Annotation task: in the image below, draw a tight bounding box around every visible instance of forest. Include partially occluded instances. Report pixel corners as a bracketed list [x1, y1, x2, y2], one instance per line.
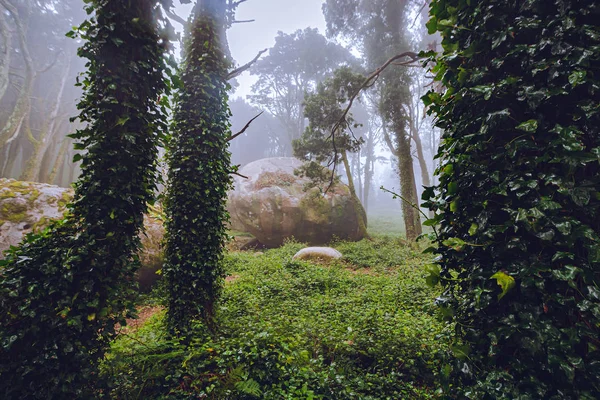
[0, 0, 598, 399]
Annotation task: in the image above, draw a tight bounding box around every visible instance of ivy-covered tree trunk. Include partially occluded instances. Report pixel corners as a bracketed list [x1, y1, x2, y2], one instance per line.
[164, 0, 232, 337]
[424, 1, 600, 398]
[0, 0, 166, 397]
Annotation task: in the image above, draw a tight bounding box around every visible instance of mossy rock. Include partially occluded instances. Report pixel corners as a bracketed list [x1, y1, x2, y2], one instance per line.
[0, 178, 164, 291]
[228, 158, 366, 247]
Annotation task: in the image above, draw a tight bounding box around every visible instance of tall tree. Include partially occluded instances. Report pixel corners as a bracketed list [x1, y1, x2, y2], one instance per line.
[324, 0, 422, 240]
[163, 0, 233, 337]
[0, 0, 84, 184]
[249, 28, 356, 155]
[424, 0, 600, 398]
[0, 0, 166, 396]
[293, 66, 368, 239]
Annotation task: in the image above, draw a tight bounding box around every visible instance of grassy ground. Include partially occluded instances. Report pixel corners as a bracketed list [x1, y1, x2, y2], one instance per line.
[101, 237, 448, 399]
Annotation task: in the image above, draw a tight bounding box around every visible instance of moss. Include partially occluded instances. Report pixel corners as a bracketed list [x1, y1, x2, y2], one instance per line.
[254, 171, 296, 190]
[8, 181, 29, 190]
[299, 189, 331, 225]
[32, 216, 52, 233]
[0, 190, 16, 201]
[0, 200, 29, 223]
[28, 189, 41, 207]
[57, 191, 72, 209]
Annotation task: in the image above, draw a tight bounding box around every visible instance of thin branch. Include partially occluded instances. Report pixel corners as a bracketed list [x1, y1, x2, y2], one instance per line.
[411, 0, 429, 29]
[227, 48, 267, 80]
[231, 171, 248, 179]
[37, 50, 64, 74]
[322, 52, 421, 193]
[164, 8, 186, 26]
[227, 111, 264, 141]
[232, 19, 255, 24]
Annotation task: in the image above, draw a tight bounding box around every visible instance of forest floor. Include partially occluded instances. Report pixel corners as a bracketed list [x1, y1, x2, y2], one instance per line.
[101, 219, 448, 399]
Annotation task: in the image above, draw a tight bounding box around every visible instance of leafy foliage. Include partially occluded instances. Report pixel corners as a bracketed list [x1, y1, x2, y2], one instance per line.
[163, 3, 233, 337]
[423, 0, 600, 398]
[249, 28, 357, 154]
[293, 66, 365, 166]
[0, 0, 167, 397]
[102, 239, 446, 399]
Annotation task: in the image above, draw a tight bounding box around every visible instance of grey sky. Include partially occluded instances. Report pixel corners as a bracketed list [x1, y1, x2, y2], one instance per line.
[175, 0, 327, 98]
[230, 0, 327, 97]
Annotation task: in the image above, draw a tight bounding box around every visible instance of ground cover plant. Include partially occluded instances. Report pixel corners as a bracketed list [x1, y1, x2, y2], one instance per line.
[101, 237, 449, 399]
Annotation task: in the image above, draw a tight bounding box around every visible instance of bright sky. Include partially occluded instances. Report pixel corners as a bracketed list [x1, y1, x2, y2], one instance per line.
[175, 0, 327, 98]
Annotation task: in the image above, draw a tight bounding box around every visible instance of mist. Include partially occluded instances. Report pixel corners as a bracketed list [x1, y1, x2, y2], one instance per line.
[0, 0, 441, 236]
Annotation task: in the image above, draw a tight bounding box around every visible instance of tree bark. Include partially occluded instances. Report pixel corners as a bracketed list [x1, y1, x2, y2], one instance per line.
[362, 127, 375, 213]
[395, 125, 422, 241]
[22, 52, 70, 182]
[0, 10, 11, 102]
[0, 0, 34, 151]
[48, 138, 69, 185]
[341, 149, 369, 239]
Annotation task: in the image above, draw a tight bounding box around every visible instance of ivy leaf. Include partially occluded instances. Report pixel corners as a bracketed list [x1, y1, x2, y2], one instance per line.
[469, 223, 478, 236]
[443, 237, 466, 251]
[451, 343, 471, 360]
[516, 119, 538, 133]
[425, 264, 441, 287]
[490, 271, 516, 300]
[569, 71, 586, 87]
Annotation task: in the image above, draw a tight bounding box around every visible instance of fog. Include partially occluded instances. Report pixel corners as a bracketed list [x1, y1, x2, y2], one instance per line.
[0, 0, 441, 231]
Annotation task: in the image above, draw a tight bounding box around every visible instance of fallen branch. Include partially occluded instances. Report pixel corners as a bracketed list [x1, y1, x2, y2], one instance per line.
[227, 49, 267, 80]
[227, 111, 264, 142]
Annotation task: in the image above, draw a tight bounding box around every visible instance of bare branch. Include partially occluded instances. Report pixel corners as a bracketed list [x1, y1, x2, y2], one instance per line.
[227, 111, 264, 142]
[227, 48, 267, 80]
[231, 171, 249, 179]
[164, 8, 186, 26]
[323, 51, 421, 192]
[37, 50, 64, 74]
[232, 19, 255, 24]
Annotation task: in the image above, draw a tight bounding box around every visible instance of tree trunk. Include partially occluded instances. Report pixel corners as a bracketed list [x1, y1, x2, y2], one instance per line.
[396, 128, 422, 241]
[48, 138, 69, 185]
[362, 127, 376, 213]
[0, 0, 34, 151]
[22, 52, 70, 182]
[0, 10, 11, 102]
[341, 149, 369, 239]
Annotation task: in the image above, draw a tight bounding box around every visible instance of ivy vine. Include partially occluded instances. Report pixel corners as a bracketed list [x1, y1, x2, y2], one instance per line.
[163, 2, 233, 337]
[424, 0, 600, 398]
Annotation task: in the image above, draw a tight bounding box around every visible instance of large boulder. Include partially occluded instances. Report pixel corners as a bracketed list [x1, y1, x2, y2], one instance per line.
[228, 157, 366, 247]
[0, 178, 164, 291]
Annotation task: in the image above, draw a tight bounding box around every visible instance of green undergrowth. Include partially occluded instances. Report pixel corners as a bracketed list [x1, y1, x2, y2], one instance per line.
[101, 238, 448, 399]
[367, 212, 406, 237]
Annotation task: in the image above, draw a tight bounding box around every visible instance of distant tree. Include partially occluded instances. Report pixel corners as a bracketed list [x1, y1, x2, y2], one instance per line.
[424, 0, 600, 398]
[0, 0, 167, 396]
[249, 28, 356, 155]
[293, 66, 368, 238]
[324, 0, 423, 240]
[0, 0, 85, 184]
